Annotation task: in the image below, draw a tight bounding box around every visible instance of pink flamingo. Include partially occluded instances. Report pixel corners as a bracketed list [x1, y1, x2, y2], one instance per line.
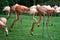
[30, 5, 56, 35]
[0, 17, 8, 36]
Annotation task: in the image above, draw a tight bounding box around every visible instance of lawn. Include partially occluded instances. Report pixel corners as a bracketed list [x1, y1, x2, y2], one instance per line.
[0, 15, 60, 40]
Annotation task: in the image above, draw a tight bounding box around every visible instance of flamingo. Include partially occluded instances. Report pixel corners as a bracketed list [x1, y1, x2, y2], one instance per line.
[30, 4, 56, 35]
[0, 17, 8, 36]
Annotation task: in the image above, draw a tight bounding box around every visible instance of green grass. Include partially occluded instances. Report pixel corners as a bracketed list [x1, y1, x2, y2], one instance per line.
[0, 15, 60, 40]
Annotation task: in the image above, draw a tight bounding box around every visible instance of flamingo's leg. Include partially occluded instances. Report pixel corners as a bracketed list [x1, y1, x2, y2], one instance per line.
[19, 15, 23, 31]
[32, 14, 40, 27]
[31, 14, 38, 22]
[46, 14, 50, 26]
[46, 14, 51, 40]
[30, 14, 42, 35]
[7, 10, 12, 20]
[42, 13, 45, 37]
[31, 21, 37, 36]
[30, 14, 38, 35]
[10, 12, 20, 31]
[2, 26, 8, 37]
[37, 14, 42, 27]
[4, 26, 8, 37]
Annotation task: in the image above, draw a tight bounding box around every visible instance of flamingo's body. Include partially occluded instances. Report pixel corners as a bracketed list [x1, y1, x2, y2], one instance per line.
[29, 5, 37, 14]
[0, 17, 8, 36]
[11, 4, 30, 13]
[37, 5, 55, 13]
[0, 18, 7, 27]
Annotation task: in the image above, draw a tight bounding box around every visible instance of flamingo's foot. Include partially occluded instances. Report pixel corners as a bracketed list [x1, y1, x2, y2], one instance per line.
[6, 34, 8, 37]
[51, 24, 53, 26]
[30, 32, 33, 36]
[38, 25, 39, 27]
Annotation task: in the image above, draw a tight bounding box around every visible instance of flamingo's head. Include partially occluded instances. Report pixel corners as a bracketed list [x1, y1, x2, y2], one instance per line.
[36, 4, 41, 10]
[53, 5, 58, 9]
[37, 4, 40, 7]
[3, 6, 10, 12]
